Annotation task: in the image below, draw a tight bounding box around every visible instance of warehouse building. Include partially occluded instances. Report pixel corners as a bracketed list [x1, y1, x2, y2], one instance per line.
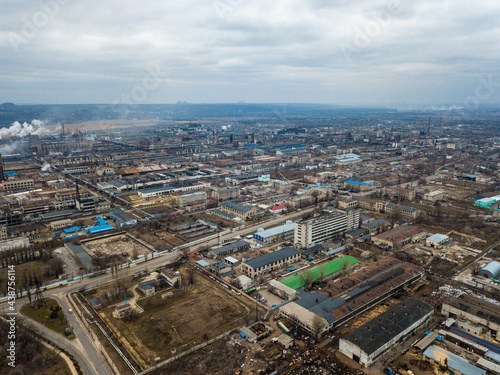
[221, 201, 257, 220]
[426, 233, 451, 248]
[279, 259, 423, 336]
[269, 280, 297, 300]
[372, 225, 426, 249]
[479, 261, 500, 280]
[242, 247, 301, 278]
[175, 191, 207, 207]
[209, 239, 250, 258]
[344, 180, 374, 192]
[423, 345, 486, 375]
[442, 294, 500, 336]
[339, 298, 433, 367]
[385, 204, 421, 220]
[110, 210, 138, 227]
[253, 220, 294, 244]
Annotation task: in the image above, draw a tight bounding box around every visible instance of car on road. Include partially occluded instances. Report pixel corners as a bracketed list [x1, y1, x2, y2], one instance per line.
[68, 308, 73, 314]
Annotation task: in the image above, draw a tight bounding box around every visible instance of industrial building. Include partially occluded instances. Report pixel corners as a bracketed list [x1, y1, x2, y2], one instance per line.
[137, 182, 210, 198]
[209, 239, 250, 258]
[241, 247, 301, 278]
[269, 280, 297, 300]
[2, 179, 34, 192]
[426, 233, 451, 248]
[423, 345, 486, 375]
[385, 204, 421, 220]
[442, 294, 500, 337]
[372, 225, 426, 249]
[220, 201, 257, 220]
[474, 195, 500, 209]
[253, 220, 294, 244]
[109, 210, 138, 227]
[279, 259, 423, 336]
[294, 210, 359, 248]
[344, 180, 373, 192]
[175, 191, 207, 207]
[339, 298, 433, 366]
[479, 261, 500, 280]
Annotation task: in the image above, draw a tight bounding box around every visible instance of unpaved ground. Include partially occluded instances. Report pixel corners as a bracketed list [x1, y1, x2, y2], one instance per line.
[104, 266, 257, 365]
[84, 234, 152, 258]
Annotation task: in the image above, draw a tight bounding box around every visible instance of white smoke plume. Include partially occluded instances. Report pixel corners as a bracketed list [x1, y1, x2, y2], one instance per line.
[0, 142, 21, 154]
[0, 119, 59, 139]
[41, 162, 51, 172]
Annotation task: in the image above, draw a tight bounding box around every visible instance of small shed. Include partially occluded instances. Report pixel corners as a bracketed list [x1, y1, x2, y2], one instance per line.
[89, 298, 103, 311]
[138, 280, 156, 296]
[114, 303, 132, 318]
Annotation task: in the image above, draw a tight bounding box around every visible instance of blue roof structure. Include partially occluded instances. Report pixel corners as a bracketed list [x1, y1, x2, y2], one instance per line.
[96, 216, 107, 225]
[423, 345, 485, 375]
[63, 226, 80, 234]
[87, 224, 114, 234]
[345, 180, 372, 186]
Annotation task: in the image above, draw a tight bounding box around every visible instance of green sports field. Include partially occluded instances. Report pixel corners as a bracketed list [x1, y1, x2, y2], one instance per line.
[281, 256, 358, 289]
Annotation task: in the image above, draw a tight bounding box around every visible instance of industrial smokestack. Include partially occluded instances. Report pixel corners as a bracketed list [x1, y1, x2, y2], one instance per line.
[0, 154, 4, 182]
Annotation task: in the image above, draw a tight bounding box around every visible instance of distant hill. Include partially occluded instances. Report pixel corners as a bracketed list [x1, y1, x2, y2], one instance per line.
[0, 102, 16, 109]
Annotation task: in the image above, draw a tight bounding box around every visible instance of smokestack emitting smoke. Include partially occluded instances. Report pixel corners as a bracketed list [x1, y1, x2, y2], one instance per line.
[41, 162, 51, 172]
[0, 120, 60, 139]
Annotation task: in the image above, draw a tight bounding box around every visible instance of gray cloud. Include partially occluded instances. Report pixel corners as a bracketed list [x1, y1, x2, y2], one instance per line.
[1, 0, 499, 106]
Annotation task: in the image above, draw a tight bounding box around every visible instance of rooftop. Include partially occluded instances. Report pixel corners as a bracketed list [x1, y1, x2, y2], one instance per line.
[244, 247, 300, 270]
[343, 298, 433, 356]
[423, 345, 485, 375]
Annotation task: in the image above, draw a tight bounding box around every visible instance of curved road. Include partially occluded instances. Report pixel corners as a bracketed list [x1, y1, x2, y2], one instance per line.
[5, 207, 315, 374]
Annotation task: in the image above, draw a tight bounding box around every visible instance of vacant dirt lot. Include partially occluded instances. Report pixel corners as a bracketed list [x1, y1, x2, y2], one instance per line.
[105, 265, 262, 365]
[84, 234, 152, 259]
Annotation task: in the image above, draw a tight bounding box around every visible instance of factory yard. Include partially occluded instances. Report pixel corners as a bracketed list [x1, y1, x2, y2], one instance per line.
[83, 233, 153, 259]
[103, 265, 263, 365]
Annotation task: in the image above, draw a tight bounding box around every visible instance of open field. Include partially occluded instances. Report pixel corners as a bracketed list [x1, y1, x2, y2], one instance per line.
[103, 265, 264, 365]
[20, 298, 73, 338]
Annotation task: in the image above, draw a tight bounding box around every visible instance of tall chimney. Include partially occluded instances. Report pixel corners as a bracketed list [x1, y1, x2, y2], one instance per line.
[0, 154, 4, 182]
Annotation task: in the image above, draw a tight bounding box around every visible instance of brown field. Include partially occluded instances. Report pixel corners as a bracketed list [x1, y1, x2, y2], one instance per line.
[83, 234, 153, 259]
[104, 265, 262, 365]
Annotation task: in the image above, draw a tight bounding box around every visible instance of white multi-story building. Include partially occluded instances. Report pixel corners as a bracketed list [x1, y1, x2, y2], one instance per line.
[294, 210, 359, 248]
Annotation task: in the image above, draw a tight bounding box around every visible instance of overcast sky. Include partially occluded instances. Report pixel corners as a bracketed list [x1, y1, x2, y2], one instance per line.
[1, 0, 499, 106]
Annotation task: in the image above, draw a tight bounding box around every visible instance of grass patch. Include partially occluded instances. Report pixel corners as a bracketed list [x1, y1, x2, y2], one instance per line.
[20, 298, 75, 339]
[281, 256, 358, 289]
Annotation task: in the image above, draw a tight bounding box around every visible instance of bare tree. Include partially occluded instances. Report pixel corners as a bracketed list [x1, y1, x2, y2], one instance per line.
[299, 270, 315, 289]
[311, 313, 327, 339]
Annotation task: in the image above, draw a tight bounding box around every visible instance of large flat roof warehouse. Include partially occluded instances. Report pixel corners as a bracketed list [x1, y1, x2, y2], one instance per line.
[281, 256, 358, 290]
[289, 259, 423, 327]
[342, 298, 433, 357]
